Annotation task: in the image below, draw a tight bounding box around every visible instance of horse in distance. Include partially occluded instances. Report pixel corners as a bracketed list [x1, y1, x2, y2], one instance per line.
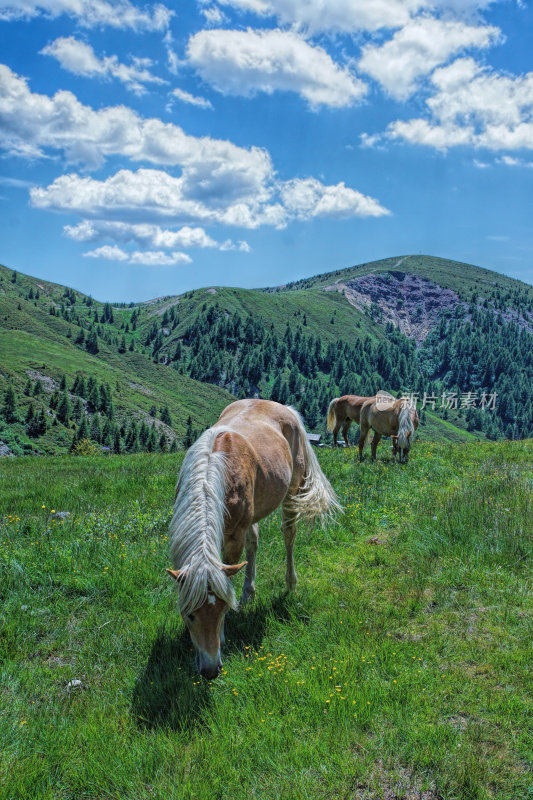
[326, 394, 375, 447]
[359, 392, 419, 463]
[167, 399, 339, 679]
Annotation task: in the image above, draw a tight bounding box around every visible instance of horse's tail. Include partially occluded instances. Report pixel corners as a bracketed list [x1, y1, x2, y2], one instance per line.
[397, 402, 415, 449]
[286, 407, 341, 522]
[326, 398, 338, 432]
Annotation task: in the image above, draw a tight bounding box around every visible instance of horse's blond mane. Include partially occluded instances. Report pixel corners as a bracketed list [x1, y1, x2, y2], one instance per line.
[169, 426, 238, 616]
[397, 402, 415, 449]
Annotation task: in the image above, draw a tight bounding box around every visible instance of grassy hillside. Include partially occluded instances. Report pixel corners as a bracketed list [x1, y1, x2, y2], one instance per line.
[2, 254, 532, 454]
[1, 440, 531, 799]
[0, 264, 234, 453]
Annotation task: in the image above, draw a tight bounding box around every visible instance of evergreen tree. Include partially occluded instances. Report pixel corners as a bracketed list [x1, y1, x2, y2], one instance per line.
[160, 406, 172, 425]
[2, 386, 18, 423]
[90, 414, 102, 443]
[56, 392, 72, 425]
[184, 416, 194, 448]
[86, 330, 99, 354]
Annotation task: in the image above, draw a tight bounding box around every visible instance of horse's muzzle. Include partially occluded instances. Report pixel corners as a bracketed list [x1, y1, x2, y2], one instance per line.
[196, 651, 223, 680]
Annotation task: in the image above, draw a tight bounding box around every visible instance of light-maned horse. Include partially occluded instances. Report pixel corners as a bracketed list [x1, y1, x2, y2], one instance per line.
[326, 395, 375, 447]
[167, 399, 339, 679]
[359, 393, 419, 463]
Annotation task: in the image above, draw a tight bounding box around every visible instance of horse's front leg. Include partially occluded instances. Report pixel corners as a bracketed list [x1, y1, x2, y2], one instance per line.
[281, 505, 298, 592]
[240, 523, 258, 606]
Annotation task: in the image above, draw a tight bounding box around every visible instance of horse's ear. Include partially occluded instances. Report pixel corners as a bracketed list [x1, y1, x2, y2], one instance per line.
[166, 568, 186, 583]
[221, 561, 247, 578]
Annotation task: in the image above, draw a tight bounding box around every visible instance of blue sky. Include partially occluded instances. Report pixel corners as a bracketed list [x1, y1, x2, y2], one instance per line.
[0, 0, 532, 301]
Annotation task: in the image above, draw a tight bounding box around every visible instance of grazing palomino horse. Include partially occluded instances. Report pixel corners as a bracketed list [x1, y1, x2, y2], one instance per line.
[167, 399, 339, 679]
[359, 393, 419, 463]
[326, 394, 375, 447]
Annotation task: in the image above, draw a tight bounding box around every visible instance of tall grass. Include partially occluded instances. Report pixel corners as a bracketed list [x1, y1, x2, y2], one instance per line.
[0, 441, 531, 799]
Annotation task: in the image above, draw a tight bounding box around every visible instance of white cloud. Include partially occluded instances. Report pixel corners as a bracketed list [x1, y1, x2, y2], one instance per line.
[200, 5, 227, 25]
[375, 58, 533, 151]
[41, 37, 165, 95]
[64, 219, 251, 250]
[359, 17, 500, 100]
[213, 0, 422, 33]
[0, 0, 171, 30]
[0, 64, 275, 210]
[171, 88, 213, 109]
[498, 155, 533, 168]
[186, 28, 367, 109]
[30, 168, 288, 228]
[83, 244, 191, 265]
[32, 168, 390, 231]
[211, 0, 497, 34]
[84, 244, 129, 261]
[280, 177, 390, 219]
[220, 238, 251, 251]
[129, 250, 192, 265]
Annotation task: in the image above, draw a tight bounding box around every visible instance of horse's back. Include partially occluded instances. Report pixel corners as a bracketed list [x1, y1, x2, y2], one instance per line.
[214, 400, 304, 521]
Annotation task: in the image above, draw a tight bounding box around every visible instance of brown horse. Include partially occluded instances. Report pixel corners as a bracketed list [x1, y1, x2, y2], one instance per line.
[359, 393, 419, 463]
[326, 395, 375, 447]
[167, 399, 339, 678]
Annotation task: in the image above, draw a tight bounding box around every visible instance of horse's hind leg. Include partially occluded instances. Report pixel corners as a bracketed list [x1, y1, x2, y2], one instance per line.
[333, 421, 342, 447]
[342, 420, 351, 447]
[370, 432, 382, 462]
[281, 505, 298, 592]
[359, 422, 369, 462]
[240, 523, 258, 606]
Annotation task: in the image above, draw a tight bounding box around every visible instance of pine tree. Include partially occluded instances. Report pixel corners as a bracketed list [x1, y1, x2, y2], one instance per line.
[160, 406, 172, 425]
[184, 416, 193, 448]
[56, 392, 72, 425]
[159, 433, 168, 452]
[86, 330, 99, 354]
[90, 414, 102, 443]
[2, 386, 18, 423]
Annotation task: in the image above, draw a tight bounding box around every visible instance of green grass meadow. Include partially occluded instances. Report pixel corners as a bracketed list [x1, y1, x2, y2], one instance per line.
[1, 441, 532, 799]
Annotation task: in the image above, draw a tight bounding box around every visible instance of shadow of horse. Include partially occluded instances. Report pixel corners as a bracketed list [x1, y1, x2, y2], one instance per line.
[131, 591, 307, 731]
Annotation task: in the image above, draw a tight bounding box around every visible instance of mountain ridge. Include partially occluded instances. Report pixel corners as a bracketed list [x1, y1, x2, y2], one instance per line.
[1, 254, 532, 455]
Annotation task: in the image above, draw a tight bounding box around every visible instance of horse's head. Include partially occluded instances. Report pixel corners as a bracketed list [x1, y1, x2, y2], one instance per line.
[397, 430, 412, 463]
[167, 562, 246, 679]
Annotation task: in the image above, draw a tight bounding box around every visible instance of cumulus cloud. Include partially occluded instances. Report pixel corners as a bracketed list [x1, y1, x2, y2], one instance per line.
[41, 37, 165, 95]
[381, 58, 533, 151]
[211, 0, 497, 34]
[0, 0, 172, 30]
[186, 28, 366, 109]
[359, 17, 500, 99]
[32, 168, 390, 232]
[280, 177, 390, 219]
[64, 219, 251, 250]
[30, 168, 288, 228]
[83, 244, 191, 265]
[84, 244, 129, 261]
[0, 63, 275, 211]
[212, 0, 422, 33]
[171, 87, 213, 109]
